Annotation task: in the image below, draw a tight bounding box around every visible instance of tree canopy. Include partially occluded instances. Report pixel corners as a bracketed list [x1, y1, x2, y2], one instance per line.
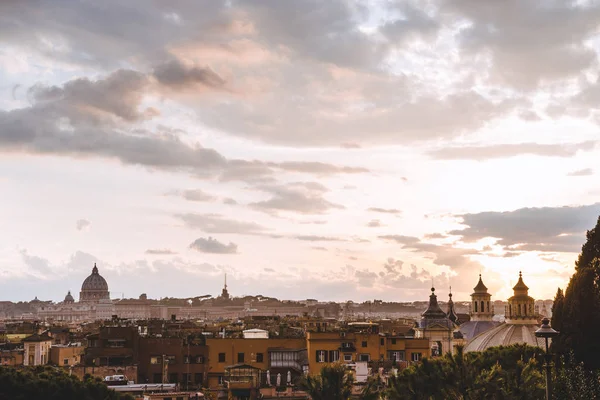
[0, 366, 134, 400]
[552, 215, 600, 369]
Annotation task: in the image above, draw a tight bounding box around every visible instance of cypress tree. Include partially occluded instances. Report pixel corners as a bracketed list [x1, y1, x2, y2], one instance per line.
[554, 216, 600, 369]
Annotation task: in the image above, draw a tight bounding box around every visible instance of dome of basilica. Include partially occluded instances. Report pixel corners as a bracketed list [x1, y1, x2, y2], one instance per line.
[64, 291, 75, 304]
[79, 264, 110, 302]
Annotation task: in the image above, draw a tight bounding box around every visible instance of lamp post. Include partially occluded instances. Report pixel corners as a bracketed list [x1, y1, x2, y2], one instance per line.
[535, 318, 559, 400]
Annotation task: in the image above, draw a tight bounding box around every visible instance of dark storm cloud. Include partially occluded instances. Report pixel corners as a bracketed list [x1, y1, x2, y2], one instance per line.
[189, 237, 238, 254]
[451, 203, 600, 252]
[428, 141, 597, 160]
[177, 213, 268, 234]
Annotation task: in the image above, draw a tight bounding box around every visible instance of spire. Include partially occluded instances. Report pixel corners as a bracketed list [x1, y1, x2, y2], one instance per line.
[447, 286, 459, 324]
[224, 273, 227, 290]
[421, 286, 447, 320]
[512, 270, 529, 294]
[473, 274, 488, 294]
[92, 263, 98, 274]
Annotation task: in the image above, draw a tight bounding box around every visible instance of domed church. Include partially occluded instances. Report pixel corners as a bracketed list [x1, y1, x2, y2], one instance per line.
[79, 264, 110, 302]
[465, 272, 545, 352]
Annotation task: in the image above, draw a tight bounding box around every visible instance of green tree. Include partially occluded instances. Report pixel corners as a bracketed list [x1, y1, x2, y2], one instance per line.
[551, 288, 564, 333]
[298, 363, 353, 400]
[552, 216, 600, 369]
[0, 366, 134, 400]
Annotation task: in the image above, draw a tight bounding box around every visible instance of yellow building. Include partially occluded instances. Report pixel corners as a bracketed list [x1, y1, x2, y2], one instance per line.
[306, 322, 429, 374]
[50, 344, 84, 366]
[205, 337, 306, 388]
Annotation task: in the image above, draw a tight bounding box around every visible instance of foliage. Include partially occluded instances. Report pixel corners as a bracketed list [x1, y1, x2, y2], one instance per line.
[552, 216, 600, 369]
[0, 366, 134, 400]
[386, 345, 545, 400]
[553, 353, 600, 400]
[298, 363, 354, 400]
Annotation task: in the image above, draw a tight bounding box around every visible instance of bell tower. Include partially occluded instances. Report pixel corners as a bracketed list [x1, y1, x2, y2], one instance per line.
[470, 274, 493, 321]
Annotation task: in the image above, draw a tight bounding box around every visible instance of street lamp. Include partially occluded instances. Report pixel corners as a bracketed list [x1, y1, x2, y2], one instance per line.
[535, 318, 559, 400]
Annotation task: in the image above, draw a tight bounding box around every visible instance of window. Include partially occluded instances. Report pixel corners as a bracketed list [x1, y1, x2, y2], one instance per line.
[218, 375, 225, 385]
[389, 351, 405, 361]
[218, 353, 226, 363]
[63, 358, 69, 366]
[481, 301, 484, 314]
[150, 356, 161, 365]
[194, 355, 204, 364]
[361, 341, 367, 348]
[359, 354, 370, 362]
[106, 339, 126, 348]
[411, 353, 422, 362]
[341, 342, 354, 350]
[391, 338, 397, 345]
[329, 350, 340, 362]
[152, 373, 162, 383]
[164, 355, 176, 364]
[182, 373, 190, 384]
[237, 352, 245, 363]
[169, 373, 178, 383]
[474, 302, 478, 312]
[184, 355, 190, 364]
[380, 338, 384, 346]
[194, 373, 203, 384]
[343, 354, 352, 362]
[256, 353, 264, 363]
[316, 350, 327, 363]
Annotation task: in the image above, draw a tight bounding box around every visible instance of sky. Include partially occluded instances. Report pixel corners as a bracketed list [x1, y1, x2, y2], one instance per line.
[1, 0, 600, 303]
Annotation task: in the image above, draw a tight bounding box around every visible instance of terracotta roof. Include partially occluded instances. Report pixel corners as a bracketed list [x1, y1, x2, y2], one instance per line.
[23, 333, 52, 343]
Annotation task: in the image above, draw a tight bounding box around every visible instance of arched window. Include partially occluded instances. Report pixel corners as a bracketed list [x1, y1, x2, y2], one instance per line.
[509, 304, 512, 316]
[518, 304, 521, 316]
[487, 301, 490, 312]
[474, 302, 478, 312]
[481, 301, 484, 313]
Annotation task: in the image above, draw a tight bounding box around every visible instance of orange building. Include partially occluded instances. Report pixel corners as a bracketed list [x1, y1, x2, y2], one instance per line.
[205, 337, 306, 389]
[50, 344, 84, 366]
[306, 322, 429, 374]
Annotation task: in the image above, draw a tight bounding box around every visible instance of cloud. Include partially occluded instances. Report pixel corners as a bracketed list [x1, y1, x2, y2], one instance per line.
[145, 249, 177, 255]
[189, 237, 238, 254]
[451, 203, 600, 252]
[378, 235, 420, 246]
[295, 235, 343, 242]
[366, 219, 383, 228]
[153, 59, 226, 90]
[222, 198, 238, 205]
[250, 182, 344, 215]
[75, 219, 91, 231]
[444, 0, 600, 89]
[567, 168, 593, 177]
[368, 207, 402, 215]
[177, 213, 268, 234]
[428, 142, 597, 160]
[424, 233, 446, 240]
[270, 161, 368, 175]
[176, 189, 216, 202]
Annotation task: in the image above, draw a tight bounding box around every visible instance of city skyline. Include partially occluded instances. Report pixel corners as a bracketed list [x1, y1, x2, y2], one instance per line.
[2, 1, 600, 302]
